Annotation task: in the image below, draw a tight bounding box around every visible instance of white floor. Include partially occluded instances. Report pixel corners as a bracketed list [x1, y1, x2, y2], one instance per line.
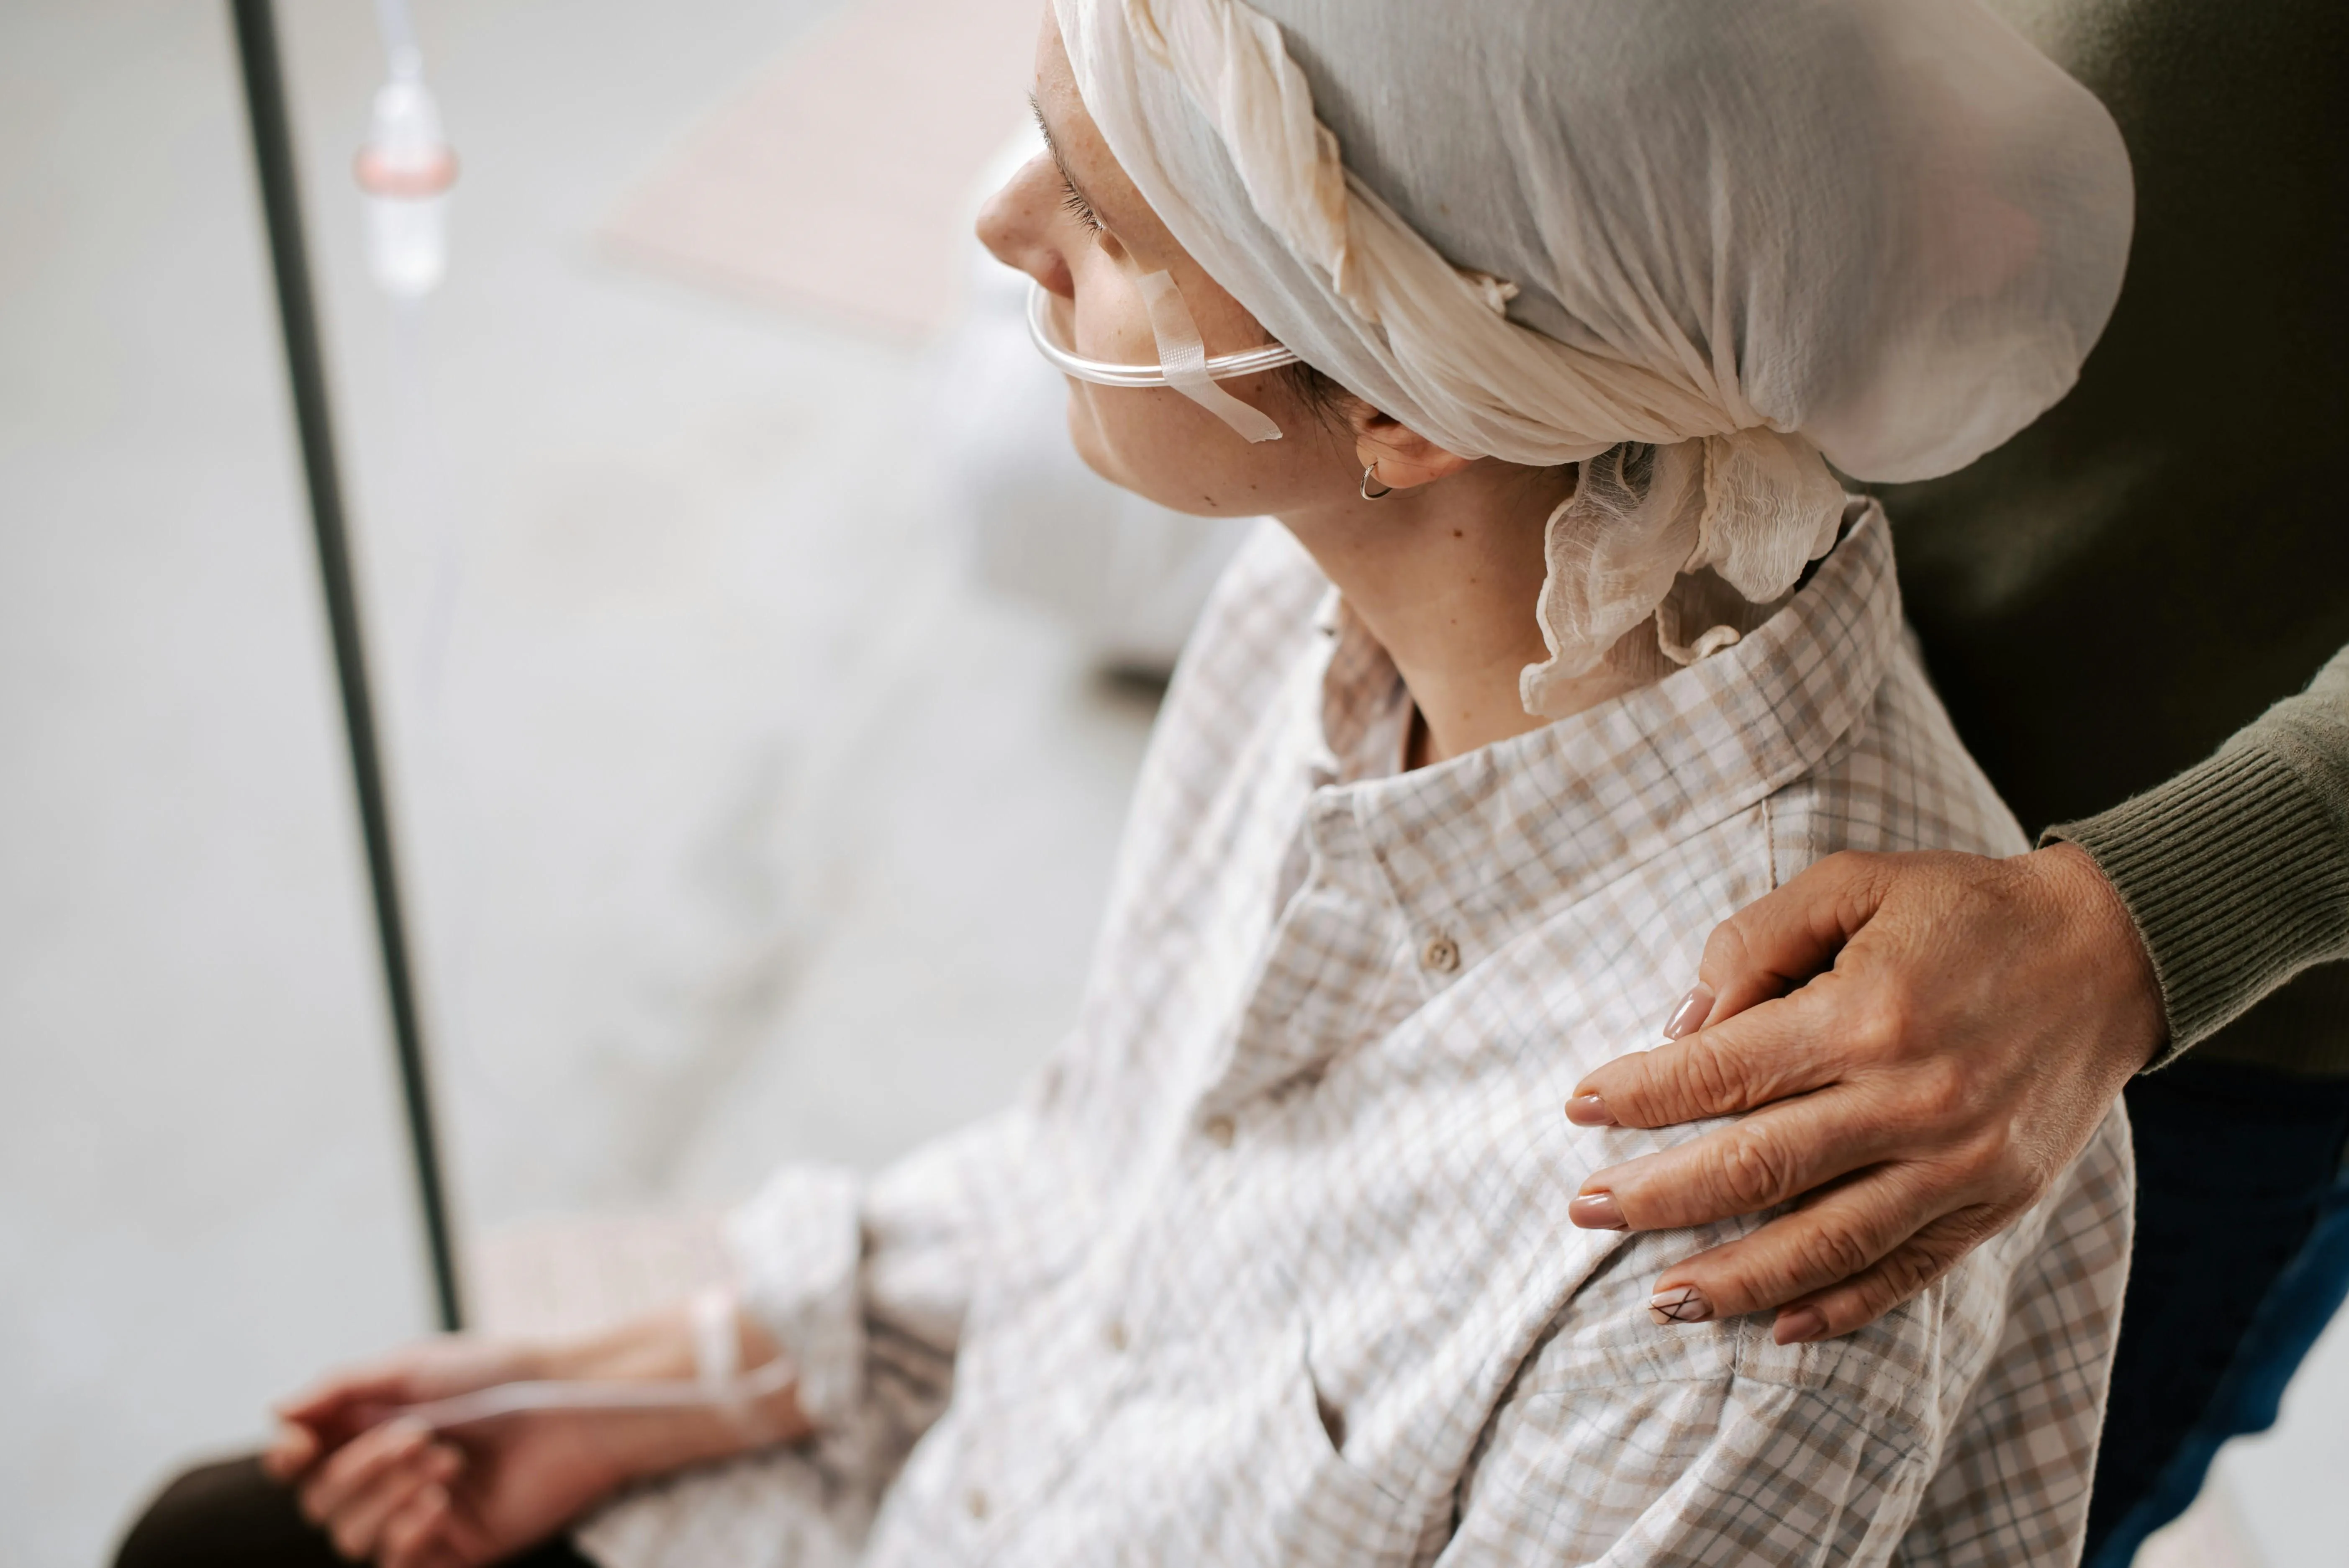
[2216, 1300, 2349, 1566]
[1, 3, 2343, 1567]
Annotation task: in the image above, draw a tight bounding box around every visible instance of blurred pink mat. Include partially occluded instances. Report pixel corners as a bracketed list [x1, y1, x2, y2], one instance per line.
[601, 0, 1041, 338]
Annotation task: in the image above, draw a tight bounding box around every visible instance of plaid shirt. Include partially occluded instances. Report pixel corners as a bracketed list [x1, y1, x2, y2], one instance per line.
[580, 502, 2131, 1568]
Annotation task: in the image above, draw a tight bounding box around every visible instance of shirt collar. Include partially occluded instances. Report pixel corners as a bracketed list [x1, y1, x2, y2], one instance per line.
[1316, 499, 1901, 966]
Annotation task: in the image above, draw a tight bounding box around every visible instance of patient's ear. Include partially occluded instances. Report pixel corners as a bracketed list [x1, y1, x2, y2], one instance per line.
[1350, 405, 1474, 492]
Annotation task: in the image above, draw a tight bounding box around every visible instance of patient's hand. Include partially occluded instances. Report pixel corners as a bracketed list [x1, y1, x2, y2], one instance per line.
[1561, 845, 2162, 1343]
[264, 1307, 807, 1566]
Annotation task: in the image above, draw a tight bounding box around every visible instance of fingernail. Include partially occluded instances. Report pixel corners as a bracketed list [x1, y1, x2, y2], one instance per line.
[1648, 1284, 1712, 1325]
[1564, 1093, 1615, 1127]
[1569, 1192, 1627, 1230]
[1663, 984, 1715, 1040]
[1774, 1306, 1828, 1345]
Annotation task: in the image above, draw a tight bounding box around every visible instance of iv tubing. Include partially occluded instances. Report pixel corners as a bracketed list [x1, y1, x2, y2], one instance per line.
[396, 1358, 796, 1432]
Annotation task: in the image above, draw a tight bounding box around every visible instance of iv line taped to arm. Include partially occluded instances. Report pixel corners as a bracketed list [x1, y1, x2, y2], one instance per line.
[393, 1288, 792, 1434]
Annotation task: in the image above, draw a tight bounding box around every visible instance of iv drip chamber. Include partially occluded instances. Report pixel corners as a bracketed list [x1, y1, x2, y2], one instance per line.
[354, 57, 456, 298]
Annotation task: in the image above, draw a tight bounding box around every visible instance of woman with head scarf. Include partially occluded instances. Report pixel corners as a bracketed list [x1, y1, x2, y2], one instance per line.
[121, 2, 2136, 1564]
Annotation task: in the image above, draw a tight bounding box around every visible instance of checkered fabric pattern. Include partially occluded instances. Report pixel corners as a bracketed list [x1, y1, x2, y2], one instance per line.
[578, 503, 2132, 1568]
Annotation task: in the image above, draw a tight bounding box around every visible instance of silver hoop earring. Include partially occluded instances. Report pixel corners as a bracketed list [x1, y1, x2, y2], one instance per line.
[1360, 463, 1394, 501]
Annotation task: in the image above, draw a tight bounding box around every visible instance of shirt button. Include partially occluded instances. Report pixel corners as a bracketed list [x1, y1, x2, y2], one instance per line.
[1204, 1116, 1235, 1147]
[965, 1488, 989, 1521]
[1105, 1317, 1130, 1352]
[1421, 935, 1461, 973]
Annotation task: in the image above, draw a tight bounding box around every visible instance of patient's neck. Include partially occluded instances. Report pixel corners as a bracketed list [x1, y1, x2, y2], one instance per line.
[1277, 460, 1637, 767]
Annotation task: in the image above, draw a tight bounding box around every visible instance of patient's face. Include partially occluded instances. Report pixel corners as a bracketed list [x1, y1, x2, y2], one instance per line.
[976, 12, 1358, 518]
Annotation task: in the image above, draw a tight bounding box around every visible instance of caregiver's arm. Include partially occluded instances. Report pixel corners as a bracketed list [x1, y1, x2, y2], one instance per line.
[1565, 643, 2349, 1340]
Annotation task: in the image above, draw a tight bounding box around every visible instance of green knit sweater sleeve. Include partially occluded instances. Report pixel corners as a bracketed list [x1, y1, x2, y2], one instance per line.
[2046, 644, 2349, 1067]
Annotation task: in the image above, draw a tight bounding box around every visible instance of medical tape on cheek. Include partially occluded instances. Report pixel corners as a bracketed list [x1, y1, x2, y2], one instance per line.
[1135, 269, 1284, 444]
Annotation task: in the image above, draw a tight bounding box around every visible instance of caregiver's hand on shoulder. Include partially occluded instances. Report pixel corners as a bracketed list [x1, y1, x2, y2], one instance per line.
[264, 1308, 806, 1567]
[1563, 844, 2164, 1344]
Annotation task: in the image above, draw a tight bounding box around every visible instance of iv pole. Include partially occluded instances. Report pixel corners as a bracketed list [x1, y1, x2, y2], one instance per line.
[227, 0, 464, 1332]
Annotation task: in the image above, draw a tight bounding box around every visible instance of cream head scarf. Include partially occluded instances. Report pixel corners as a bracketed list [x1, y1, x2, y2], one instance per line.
[1051, 0, 2133, 714]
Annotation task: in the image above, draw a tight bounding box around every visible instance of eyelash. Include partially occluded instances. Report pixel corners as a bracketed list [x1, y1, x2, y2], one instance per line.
[1058, 172, 1106, 235]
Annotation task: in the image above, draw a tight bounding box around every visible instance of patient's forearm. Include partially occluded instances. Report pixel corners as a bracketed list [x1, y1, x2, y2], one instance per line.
[534, 1302, 814, 1480]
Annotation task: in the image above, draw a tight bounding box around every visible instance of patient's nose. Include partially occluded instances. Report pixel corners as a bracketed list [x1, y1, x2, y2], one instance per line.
[976, 154, 1073, 298]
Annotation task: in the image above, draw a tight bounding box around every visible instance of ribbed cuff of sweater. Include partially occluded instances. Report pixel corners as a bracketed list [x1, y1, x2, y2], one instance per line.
[2046, 743, 2349, 1068]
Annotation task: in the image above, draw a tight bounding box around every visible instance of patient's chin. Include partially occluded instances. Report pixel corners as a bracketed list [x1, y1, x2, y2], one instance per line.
[1065, 382, 1285, 520]
[1065, 394, 1190, 513]
[1063, 392, 1122, 487]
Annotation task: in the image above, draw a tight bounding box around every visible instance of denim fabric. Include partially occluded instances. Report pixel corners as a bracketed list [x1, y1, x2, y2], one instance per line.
[2085, 1060, 2349, 1567]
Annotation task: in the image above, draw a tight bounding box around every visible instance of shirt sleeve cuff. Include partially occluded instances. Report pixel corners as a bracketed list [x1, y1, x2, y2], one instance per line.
[2045, 740, 2349, 1067]
[725, 1163, 869, 1432]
